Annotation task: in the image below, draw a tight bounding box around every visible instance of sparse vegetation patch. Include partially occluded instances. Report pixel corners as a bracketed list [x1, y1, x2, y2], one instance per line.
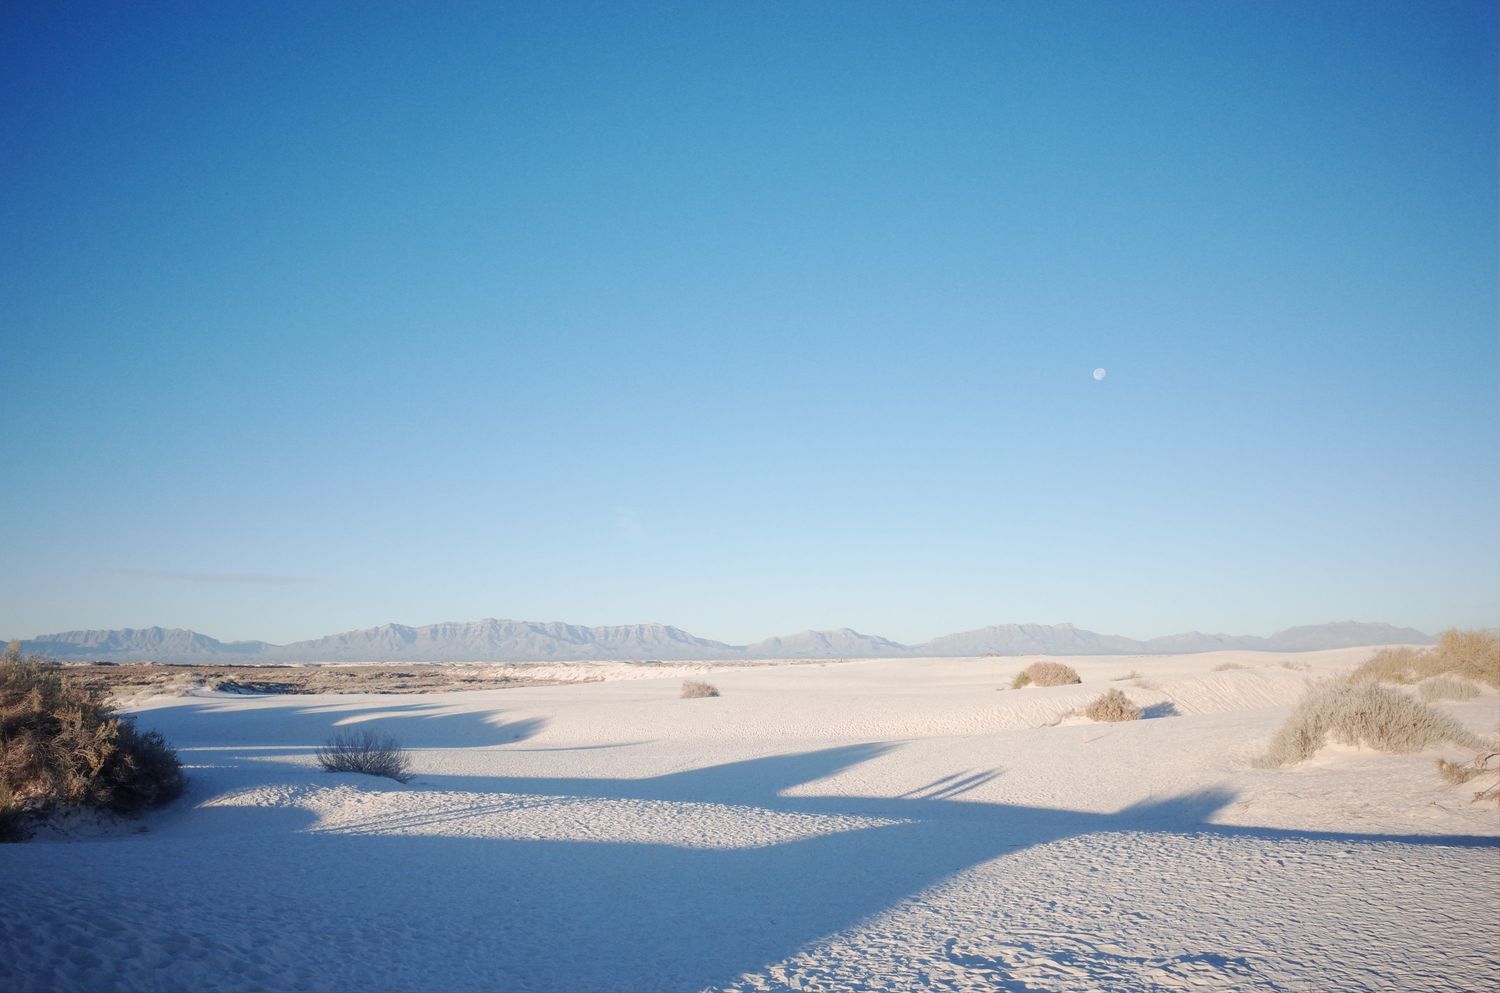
[1011, 662, 1081, 689]
[316, 729, 412, 782]
[1083, 688, 1142, 723]
[1256, 677, 1485, 768]
[1352, 629, 1499, 688]
[681, 680, 720, 699]
[1, 642, 184, 841]
[1418, 677, 1480, 702]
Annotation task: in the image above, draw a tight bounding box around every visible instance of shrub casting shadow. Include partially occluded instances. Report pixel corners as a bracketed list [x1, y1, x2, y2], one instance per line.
[11, 738, 1490, 992]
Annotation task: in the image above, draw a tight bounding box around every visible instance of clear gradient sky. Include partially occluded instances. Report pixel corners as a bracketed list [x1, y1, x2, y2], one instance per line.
[2, 1, 1496, 645]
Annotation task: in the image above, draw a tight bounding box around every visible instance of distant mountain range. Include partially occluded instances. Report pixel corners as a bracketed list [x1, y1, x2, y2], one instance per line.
[12, 618, 1434, 664]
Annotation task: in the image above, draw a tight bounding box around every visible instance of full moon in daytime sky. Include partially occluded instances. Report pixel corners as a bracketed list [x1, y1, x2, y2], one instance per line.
[1093, 368, 1107, 381]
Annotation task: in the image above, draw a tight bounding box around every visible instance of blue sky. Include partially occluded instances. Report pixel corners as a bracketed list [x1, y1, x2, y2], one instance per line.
[2, 1, 1495, 645]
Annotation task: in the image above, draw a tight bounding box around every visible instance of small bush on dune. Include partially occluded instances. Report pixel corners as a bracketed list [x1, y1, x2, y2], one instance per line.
[681, 680, 719, 699]
[1011, 662, 1081, 689]
[0, 642, 184, 840]
[1213, 662, 1245, 672]
[1083, 688, 1142, 723]
[1257, 678, 1485, 768]
[1419, 676, 1480, 702]
[316, 729, 411, 782]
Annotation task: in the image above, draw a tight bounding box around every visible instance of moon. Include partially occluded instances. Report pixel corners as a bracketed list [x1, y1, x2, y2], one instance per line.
[1092, 368, 1107, 381]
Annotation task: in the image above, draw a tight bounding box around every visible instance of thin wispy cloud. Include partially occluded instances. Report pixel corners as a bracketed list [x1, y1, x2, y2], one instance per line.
[104, 569, 313, 587]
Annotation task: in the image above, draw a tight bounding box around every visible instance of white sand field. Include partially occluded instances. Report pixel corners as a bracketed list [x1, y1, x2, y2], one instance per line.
[2, 647, 1496, 992]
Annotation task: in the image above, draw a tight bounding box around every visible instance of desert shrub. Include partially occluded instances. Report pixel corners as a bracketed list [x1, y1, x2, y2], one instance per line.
[0, 643, 184, 839]
[1111, 670, 1142, 681]
[1256, 678, 1486, 768]
[1011, 661, 1081, 689]
[1213, 662, 1245, 672]
[1083, 688, 1142, 723]
[316, 729, 411, 782]
[1352, 630, 1500, 689]
[680, 680, 719, 699]
[1418, 676, 1480, 702]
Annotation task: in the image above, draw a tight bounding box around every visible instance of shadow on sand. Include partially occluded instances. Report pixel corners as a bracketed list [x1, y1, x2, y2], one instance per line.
[76, 733, 1497, 992]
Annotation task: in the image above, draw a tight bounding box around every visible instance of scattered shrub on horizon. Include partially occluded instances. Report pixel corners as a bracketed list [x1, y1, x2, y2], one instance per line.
[1, 641, 184, 841]
[680, 680, 720, 699]
[1255, 678, 1486, 769]
[1083, 688, 1142, 723]
[1011, 662, 1081, 689]
[1279, 660, 1310, 671]
[1352, 630, 1500, 689]
[1419, 677, 1480, 703]
[1213, 662, 1246, 672]
[316, 729, 411, 782]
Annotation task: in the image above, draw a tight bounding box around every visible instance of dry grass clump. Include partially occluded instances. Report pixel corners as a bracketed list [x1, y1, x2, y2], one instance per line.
[1111, 670, 1142, 681]
[1436, 751, 1499, 802]
[316, 729, 411, 782]
[1436, 757, 1482, 785]
[1, 642, 184, 841]
[1213, 662, 1246, 672]
[1011, 661, 1081, 689]
[1418, 676, 1480, 702]
[1083, 688, 1142, 723]
[681, 680, 720, 699]
[1352, 646, 1433, 685]
[1256, 677, 1486, 768]
[1352, 629, 1499, 688]
[1433, 628, 1500, 687]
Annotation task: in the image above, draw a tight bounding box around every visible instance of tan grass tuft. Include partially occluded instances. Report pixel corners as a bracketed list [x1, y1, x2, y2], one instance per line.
[1418, 676, 1480, 702]
[1352, 630, 1499, 689]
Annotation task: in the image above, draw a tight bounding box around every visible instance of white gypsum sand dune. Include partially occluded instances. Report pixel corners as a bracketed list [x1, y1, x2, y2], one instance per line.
[0, 647, 1495, 992]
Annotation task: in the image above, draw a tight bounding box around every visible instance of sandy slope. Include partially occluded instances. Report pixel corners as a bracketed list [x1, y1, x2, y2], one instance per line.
[2, 648, 1495, 992]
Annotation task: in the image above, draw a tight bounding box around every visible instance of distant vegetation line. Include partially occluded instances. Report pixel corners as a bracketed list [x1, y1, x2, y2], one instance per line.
[13, 619, 1437, 664]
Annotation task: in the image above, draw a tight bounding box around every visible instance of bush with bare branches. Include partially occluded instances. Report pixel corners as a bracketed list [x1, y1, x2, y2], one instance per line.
[316, 729, 412, 782]
[681, 680, 719, 699]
